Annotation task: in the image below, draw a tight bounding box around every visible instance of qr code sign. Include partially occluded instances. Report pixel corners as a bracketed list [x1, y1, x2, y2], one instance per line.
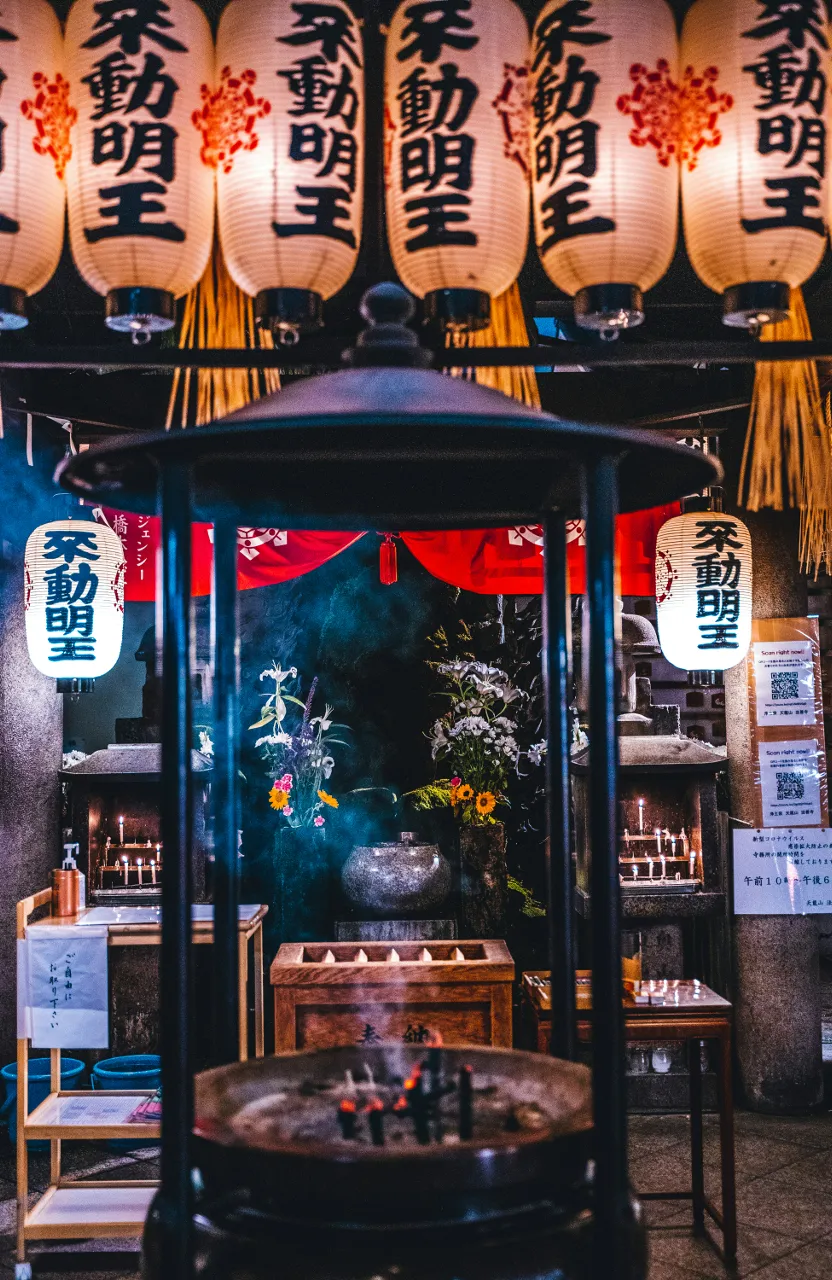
[776, 771, 805, 802]
[771, 671, 800, 701]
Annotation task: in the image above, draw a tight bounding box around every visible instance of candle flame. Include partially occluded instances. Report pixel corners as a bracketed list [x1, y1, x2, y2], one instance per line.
[339, 1098, 357, 1114]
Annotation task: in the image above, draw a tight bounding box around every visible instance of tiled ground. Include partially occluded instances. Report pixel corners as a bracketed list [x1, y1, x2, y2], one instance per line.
[0, 1110, 830, 1277]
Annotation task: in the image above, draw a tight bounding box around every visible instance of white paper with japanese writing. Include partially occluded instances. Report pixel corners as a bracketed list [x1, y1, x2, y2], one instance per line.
[734, 829, 832, 915]
[758, 740, 821, 827]
[21, 926, 108, 1048]
[753, 640, 816, 726]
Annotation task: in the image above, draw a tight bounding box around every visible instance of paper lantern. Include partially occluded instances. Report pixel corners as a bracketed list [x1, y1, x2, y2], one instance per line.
[65, 0, 214, 337]
[681, 0, 830, 328]
[24, 520, 125, 681]
[0, 0, 69, 330]
[211, 0, 364, 338]
[531, 0, 679, 335]
[385, 0, 530, 331]
[655, 512, 752, 672]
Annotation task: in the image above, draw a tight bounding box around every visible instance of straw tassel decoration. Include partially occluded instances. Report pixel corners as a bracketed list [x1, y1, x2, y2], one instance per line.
[446, 282, 541, 409]
[166, 235, 280, 429]
[739, 288, 832, 574]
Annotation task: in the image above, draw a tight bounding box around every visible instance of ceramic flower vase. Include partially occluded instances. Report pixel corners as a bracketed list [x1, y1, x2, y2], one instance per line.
[459, 821, 507, 938]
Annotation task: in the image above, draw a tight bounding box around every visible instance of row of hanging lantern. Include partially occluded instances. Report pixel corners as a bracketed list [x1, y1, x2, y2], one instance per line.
[0, 0, 829, 340]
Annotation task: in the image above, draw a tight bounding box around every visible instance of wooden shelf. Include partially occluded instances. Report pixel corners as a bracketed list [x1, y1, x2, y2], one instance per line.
[24, 1090, 159, 1141]
[24, 1185, 156, 1239]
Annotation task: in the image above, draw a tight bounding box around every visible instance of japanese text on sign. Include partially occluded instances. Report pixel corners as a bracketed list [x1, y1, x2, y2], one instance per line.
[274, 1, 362, 246]
[740, 0, 827, 239]
[758, 739, 822, 826]
[753, 639, 817, 726]
[733, 827, 832, 914]
[18, 928, 108, 1048]
[80, 0, 188, 243]
[691, 518, 746, 653]
[532, 0, 613, 254]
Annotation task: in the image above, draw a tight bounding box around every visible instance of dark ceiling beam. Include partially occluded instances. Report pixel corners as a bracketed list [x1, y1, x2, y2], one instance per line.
[0, 340, 830, 371]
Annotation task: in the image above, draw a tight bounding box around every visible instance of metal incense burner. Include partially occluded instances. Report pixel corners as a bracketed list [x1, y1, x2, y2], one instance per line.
[58, 283, 720, 1280]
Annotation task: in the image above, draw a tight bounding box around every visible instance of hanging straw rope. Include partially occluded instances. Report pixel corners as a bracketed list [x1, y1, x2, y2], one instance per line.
[739, 287, 832, 574]
[446, 282, 541, 408]
[166, 237, 280, 428]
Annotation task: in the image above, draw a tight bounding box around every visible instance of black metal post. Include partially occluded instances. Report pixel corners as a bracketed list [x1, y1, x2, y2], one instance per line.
[362, 0, 390, 285]
[584, 456, 630, 1280]
[210, 518, 241, 1066]
[542, 514, 576, 1061]
[158, 463, 194, 1280]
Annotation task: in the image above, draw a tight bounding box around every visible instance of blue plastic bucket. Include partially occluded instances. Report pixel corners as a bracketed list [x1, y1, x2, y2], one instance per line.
[1, 1056, 86, 1148]
[91, 1054, 160, 1149]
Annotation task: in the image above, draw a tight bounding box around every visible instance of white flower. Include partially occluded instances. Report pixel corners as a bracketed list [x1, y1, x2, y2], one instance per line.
[255, 731, 293, 749]
[259, 663, 297, 685]
[198, 730, 214, 758]
[310, 703, 334, 732]
[527, 742, 548, 766]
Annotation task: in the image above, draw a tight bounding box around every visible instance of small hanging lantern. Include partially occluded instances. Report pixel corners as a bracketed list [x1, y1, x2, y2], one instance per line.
[64, 0, 214, 339]
[655, 511, 752, 672]
[0, 0, 70, 330]
[25, 519, 125, 681]
[211, 0, 364, 341]
[531, 0, 679, 336]
[681, 0, 830, 329]
[385, 0, 531, 331]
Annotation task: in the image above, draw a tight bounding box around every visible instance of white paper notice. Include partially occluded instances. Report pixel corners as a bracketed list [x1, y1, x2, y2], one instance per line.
[758, 741, 821, 827]
[753, 640, 816, 726]
[734, 828, 832, 914]
[22, 927, 108, 1048]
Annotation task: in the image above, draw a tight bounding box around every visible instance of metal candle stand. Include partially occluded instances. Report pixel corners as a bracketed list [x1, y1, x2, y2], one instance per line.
[58, 283, 719, 1280]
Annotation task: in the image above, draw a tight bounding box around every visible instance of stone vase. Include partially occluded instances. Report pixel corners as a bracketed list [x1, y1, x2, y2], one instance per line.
[459, 822, 508, 938]
[274, 826, 332, 944]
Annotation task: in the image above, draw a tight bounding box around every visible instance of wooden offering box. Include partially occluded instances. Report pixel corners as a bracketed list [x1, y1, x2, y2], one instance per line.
[271, 940, 514, 1052]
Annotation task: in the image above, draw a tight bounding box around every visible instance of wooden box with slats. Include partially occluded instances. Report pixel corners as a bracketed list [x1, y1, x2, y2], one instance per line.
[271, 940, 514, 1052]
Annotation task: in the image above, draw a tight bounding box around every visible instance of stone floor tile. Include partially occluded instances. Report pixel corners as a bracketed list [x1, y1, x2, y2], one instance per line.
[647, 1218, 804, 1279]
[701, 1130, 811, 1186]
[730, 1111, 832, 1150]
[742, 1232, 832, 1280]
[732, 1168, 832, 1243]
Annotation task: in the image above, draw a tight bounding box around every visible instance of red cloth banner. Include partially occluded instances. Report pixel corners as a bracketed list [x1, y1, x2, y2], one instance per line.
[95, 509, 364, 601]
[97, 505, 677, 602]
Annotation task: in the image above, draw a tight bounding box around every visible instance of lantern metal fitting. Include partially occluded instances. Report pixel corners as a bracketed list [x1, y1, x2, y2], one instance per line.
[423, 288, 491, 333]
[722, 282, 790, 330]
[574, 285, 644, 340]
[255, 288, 324, 344]
[105, 288, 176, 343]
[0, 285, 28, 331]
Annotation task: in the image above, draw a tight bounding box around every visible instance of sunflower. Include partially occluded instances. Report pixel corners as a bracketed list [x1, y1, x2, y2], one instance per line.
[317, 789, 339, 808]
[269, 786, 289, 811]
[457, 784, 474, 802]
[449, 786, 460, 805]
[476, 791, 497, 816]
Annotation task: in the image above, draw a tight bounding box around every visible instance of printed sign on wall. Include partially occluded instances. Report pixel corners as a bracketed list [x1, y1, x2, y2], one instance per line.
[734, 828, 832, 916]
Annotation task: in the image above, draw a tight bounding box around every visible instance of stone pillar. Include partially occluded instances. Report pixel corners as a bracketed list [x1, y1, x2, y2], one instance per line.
[724, 510, 823, 1111]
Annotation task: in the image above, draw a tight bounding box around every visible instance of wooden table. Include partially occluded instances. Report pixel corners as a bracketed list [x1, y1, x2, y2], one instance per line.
[522, 973, 737, 1267]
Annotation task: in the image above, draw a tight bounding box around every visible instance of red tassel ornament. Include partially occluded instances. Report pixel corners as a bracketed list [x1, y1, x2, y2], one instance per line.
[379, 533, 398, 585]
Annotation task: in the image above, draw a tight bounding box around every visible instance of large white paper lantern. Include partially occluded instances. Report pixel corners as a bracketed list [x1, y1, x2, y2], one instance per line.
[385, 0, 530, 331]
[65, 0, 214, 337]
[531, 0, 679, 335]
[0, 0, 69, 329]
[25, 520, 125, 681]
[211, 0, 364, 338]
[681, 0, 830, 328]
[655, 512, 752, 671]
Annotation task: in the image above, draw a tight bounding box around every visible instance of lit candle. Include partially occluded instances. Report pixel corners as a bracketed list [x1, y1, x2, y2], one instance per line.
[632, 865, 638, 879]
[689, 851, 696, 878]
[638, 798, 644, 833]
[156, 843, 162, 866]
[122, 856, 129, 885]
[671, 835, 676, 857]
[680, 827, 688, 856]
[660, 854, 666, 880]
[655, 828, 662, 854]
[118, 816, 124, 845]
[150, 859, 156, 885]
[647, 857, 654, 880]
[136, 858, 143, 885]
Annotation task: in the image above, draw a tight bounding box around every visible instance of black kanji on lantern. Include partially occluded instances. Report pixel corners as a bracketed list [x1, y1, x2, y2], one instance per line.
[280, 56, 359, 128]
[44, 562, 99, 606]
[83, 51, 179, 121]
[539, 182, 614, 252]
[403, 192, 477, 249]
[398, 62, 477, 135]
[691, 520, 747, 653]
[43, 529, 101, 564]
[757, 115, 825, 174]
[84, 180, 186, 242]
[82, 0, 187, 56]
[401, 133, 474, 191]
[742, 0, 829, 52]
[289, 123, 358, 190]
[741, 175, 824, 234]
[397, 0, 477, 64]
[92, 121, 177, 181]
[273, 185, 356, 245]
[278, 2, 361, 65]
[532, 0, 611, 72]
[0, 25, 17, 42]
[743, 44, 827, 114]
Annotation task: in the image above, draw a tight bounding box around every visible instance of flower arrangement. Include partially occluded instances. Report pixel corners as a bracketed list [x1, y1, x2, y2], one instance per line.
[250, 663, 348, 829]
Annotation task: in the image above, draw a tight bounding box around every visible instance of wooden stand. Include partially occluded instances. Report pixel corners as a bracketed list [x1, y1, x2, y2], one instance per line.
[522, 972, 737, 1267]
[15, 892, 267, 1278]
[271, 940, 514, 1052]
